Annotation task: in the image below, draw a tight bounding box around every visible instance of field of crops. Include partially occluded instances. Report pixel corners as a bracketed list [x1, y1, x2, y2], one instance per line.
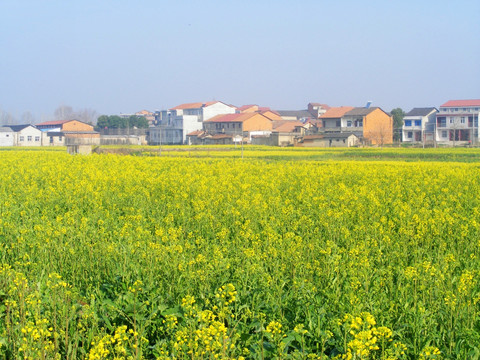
[1, 147, 479, 359]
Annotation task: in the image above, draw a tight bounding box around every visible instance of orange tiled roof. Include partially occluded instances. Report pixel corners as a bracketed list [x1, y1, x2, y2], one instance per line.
[319, 106, 355, 119]
[170, 101, 219, 110]
[273, 121, 304, 132]
[205, 113, 262, 123]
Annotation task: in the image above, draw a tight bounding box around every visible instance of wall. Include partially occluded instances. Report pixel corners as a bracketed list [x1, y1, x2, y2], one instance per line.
[62, 120, 94, 132]
[202, 102, 236, 121]
[243, 114, 273, 132]
[0, 131, 15, 146]
[16, 127, 43, 146]
[364, 108, 393, 145]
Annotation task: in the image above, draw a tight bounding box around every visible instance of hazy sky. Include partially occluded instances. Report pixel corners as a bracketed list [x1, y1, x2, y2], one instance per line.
[1, 0, 479, 121]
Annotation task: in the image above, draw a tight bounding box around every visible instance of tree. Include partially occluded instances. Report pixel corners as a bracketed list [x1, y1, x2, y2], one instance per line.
[391, 108, 405, 142]
[54, 105, 74, 120]
[76, 108, 98, 125]
[96, 115, 149, 130]
[21, 111, 35, 124]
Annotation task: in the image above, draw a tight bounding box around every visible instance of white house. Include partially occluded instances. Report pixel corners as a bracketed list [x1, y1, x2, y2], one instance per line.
[150, 101, 237, 145]
[0, 127, 15, 146]
[402, 107, 438, 144]
[435, 100, 480, 145]
[7, 124, 43, 146]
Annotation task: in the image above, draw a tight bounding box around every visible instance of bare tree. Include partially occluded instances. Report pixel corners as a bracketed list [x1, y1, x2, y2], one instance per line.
[54, 105, 74, 120]
[75, 108, 98, 125]
[0, 109, 16, 125]
[367, 122, 391, 148]
[21, 111, 35, 124]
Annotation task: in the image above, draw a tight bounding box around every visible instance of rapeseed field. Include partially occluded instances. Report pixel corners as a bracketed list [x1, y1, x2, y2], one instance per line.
[0, 148, 479, 359]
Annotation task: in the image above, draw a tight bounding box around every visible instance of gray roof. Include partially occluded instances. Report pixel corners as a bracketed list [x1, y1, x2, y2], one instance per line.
[321, 132, 358, 139]
[405, 107, 438, 117]
[276, 110, 314, 119]
[3, 124, 35, 132]
[0, 126, 14, 132]
[344, 107, 378, 116]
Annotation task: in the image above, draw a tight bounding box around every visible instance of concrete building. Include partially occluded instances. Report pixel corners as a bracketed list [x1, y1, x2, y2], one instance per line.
[0, 127, 15, 146]
[7, 125, 43, 146]
[342, 107, 393, 145]
[36, 119, 100, 146]
[402, 107, 438, 144]
[150, 101, 237, 145]
[435, 100, 480, 145]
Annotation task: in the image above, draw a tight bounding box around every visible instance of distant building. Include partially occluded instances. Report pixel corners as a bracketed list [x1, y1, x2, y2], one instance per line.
[402, 107, 438, 144]
[435, 100, 480, 145]
[150, 101, 237, 145]
[342, 107, 393, 145]
[0, 127, 15, 146]
[5, 124, 43, 146]
[36, 119, 99, 146]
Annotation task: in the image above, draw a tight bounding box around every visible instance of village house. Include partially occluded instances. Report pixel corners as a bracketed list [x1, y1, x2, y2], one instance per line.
[300, 133, 360, 147]
[342, 107, 393, 145]
[150, 101, 237, 145]
[36, 119, 99, 146]
[252, 121, 304, 146]
[4, 124, 43, 146]
[435, 99, 480, 145]
[402, 107, 438, 144]
[203, 112, 273, 138]
[319, 107, 355, 131]
[0, 127, 15, 146]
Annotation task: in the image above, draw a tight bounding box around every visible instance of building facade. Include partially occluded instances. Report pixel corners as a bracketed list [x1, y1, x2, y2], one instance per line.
[435, 100, 480, 145]
[402, 108, 438, 144]
[150, 101, 237, 145]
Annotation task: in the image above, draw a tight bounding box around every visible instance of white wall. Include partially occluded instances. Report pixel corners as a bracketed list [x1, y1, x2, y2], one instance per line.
[15, 126, 43, 146]
[202, 102, 236, 121]
[0, 131, 15, 146]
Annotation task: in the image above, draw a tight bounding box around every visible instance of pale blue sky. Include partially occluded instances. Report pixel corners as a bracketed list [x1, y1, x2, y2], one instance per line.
[1, 0, 479, 121]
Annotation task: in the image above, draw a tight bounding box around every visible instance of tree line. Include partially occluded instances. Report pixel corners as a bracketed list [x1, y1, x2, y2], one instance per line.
[96, 115, 149, 130]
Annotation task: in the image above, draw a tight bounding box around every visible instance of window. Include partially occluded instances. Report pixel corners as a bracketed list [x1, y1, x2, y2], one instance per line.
[20, 136, 25, 141]
[407, 132, 413, 138]
[336, 120, 341, 127]
[35, 136, 40, 142]
[449, 117, 455, 124]
[347, 120, 352, 127]
[414, 120, 421, 126]
[59, 136, 62, 141]
[461, 117, 465, 124]
[404, 120, 412, 127]
[27, 136, 32, 141]
[442, 131, 447, 138]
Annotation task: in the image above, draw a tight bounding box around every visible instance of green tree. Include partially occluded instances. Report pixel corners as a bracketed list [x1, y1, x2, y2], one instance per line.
[391, 108, 405, 142]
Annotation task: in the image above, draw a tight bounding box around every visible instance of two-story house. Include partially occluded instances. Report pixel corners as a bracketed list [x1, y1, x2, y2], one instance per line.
[342, 107, 393, 145]
[319, 107, 355, 131]
[435, 100, 480, 144]
[402, 108, 438, 144]
[151, 101, 237, 145]
[203, 112, 273, 139]
[36, 119, 99, 145]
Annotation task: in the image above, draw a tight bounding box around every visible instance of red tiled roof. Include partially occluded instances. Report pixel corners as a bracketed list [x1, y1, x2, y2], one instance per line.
[36, 119, 72, 126]
[319, 106, 355, 119]
[440, 99, 480, 107]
